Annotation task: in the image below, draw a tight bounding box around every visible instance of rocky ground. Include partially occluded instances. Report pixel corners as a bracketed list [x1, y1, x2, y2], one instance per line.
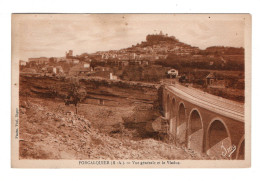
[19, 97, 211, 160]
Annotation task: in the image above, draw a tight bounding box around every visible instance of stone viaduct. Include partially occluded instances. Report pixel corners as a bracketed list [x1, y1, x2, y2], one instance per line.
[162, 83, 245, 159]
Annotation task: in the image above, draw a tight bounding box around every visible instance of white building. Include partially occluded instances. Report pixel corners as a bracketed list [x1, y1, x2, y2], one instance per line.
[73, 59, 80, 64]
[19, 60, 27, 66]
[84, 63, 90, 68]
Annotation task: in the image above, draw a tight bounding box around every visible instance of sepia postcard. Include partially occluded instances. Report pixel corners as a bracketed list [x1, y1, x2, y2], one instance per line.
[11, 14, 251, 168]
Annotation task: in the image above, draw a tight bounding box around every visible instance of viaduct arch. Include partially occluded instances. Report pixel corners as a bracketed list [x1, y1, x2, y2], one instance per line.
[206, 118, 232, 158]
[188, 108, 204, 153]
[177, 102, 186, 143]
[162, 84, 245, 159]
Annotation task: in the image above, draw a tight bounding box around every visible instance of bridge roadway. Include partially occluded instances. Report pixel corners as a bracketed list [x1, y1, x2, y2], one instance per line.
[162, 82, 245, 159]
[166, 83, 244, 122]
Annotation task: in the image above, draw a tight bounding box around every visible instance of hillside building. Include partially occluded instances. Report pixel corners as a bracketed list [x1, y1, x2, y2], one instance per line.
[66, 50, 73, 58]
[28, 57, 49, 65]
[19, 60, 27, 66]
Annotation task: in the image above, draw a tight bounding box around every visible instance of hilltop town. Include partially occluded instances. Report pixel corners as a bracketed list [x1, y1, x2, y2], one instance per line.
[19, 31, 245, 102]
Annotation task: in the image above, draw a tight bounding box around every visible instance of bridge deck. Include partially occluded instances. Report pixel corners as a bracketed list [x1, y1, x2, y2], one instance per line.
[166, 83, 244, 122]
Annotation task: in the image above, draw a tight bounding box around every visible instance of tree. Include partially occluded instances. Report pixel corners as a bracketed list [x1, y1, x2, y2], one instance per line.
[65, 79, 87, 114]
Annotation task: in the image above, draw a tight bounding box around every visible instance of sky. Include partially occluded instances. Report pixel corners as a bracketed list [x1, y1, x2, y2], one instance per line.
[12, 14, 247, 61]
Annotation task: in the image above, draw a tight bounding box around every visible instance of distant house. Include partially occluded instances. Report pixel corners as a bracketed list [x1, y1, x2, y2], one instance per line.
[130, 53, 137, 60]
[41, 65, 61, 75]
[109, 73, 118, 80]
[47, 66, 57, 74]
[73, 59, 80, 64]
[117, 54, 129, 60]
[57, 58, 78, 64]
[206, 72, 217, 85]
[84, 62, 90, 68]
[167, 69, 178, 78]
[55, 57, 65, 62]
[206, 72, 225, 88]
[19, 60, 27, 66]
[69, 62, 92, 76]
[28, 57, 49, 65]
[56, 66, 64, 74]
[66, 50, 73, 58]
